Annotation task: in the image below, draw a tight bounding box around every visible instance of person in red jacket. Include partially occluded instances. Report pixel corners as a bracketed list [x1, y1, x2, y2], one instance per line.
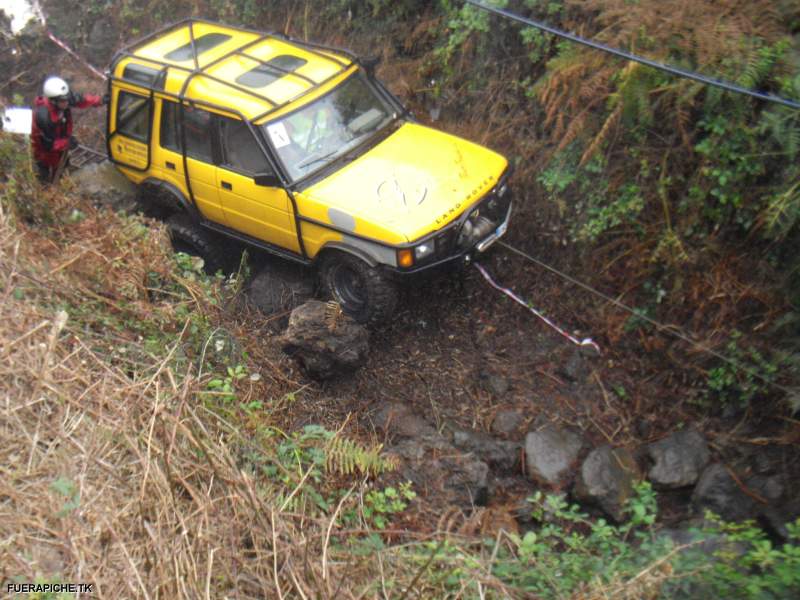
[31, 76, 106, 183]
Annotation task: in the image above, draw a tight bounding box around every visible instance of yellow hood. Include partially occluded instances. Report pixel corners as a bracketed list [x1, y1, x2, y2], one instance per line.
[301, 122, 508, 242]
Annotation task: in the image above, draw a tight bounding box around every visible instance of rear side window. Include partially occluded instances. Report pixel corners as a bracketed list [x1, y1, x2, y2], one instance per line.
[122, 64, 166, 89]
[116, 91, 151, 142]
[159, 101, 214, 163]
[164, 33, 231, 62]
[219, 117, 272, 175]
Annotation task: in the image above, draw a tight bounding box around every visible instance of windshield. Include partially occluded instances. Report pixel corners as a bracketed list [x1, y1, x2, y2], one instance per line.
[262, 73, 395, 182]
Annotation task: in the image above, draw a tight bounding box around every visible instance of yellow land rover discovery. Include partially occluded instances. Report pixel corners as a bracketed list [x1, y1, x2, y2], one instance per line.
[107, 20, 512, 323]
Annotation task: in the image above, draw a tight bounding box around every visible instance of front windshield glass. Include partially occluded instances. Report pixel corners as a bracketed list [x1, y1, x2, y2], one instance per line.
[262, 73, 395, 182]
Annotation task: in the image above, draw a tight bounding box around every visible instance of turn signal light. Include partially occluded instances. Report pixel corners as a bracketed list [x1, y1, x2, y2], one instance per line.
[397, 249, 414, 268]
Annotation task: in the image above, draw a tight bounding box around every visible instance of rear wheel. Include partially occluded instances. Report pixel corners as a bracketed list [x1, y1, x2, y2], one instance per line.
[167, 214, 227, 275]
[320, 253, 398, 325]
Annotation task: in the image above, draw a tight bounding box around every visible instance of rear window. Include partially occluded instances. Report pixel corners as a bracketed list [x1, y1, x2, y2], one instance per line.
[116, 91, 151, 142]
[164, 33, 231, 62]
[236, 55, 308, 88]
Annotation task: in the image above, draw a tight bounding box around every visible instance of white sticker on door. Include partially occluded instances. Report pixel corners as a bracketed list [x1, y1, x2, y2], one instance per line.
[266, 122, 291, 149]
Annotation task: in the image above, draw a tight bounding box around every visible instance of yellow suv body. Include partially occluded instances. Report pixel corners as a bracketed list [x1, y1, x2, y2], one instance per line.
[107, 20, 512, 322]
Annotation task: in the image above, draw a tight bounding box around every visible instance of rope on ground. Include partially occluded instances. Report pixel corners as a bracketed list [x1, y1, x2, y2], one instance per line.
[474, 261, 601, 354]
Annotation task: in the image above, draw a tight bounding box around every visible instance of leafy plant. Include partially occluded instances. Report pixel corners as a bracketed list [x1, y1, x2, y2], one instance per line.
[704, 331, 780, 409]
[361, 482, 416, 529]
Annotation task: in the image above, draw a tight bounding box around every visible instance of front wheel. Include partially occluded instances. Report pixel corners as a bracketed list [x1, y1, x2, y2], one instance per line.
[320, 253, 398, 325]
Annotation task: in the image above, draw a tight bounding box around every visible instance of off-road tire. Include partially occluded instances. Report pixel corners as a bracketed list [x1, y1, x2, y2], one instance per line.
[320, 253, 398, 325]
[167, 214, 227, 275]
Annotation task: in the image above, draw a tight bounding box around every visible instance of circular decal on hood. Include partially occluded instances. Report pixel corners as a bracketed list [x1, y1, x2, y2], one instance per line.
[376, 176, 428, 211]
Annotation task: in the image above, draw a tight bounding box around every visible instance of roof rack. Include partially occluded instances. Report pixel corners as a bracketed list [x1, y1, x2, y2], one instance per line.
[110, 19, 356, 121]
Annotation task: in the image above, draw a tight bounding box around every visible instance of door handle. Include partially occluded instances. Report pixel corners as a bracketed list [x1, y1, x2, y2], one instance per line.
[221, 181, 232, 190]
[165, 161, 175, 170]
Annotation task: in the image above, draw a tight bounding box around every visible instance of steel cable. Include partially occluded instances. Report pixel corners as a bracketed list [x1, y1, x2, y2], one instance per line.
[465, 0, 800, 110]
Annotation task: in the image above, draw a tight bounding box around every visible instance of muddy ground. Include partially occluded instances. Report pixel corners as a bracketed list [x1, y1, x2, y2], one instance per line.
[3, 11, 798, 535]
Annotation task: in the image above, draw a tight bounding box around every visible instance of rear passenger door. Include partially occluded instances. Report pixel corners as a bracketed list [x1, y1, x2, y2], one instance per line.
[157, 100, 224, 224]
[216, 116, 299, 252]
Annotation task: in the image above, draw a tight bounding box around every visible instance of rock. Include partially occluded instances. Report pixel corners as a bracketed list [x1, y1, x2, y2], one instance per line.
[524, 426, 585, 488]
[246, 260, 315, 318]
[574, 445, 640, 522]
[691, 463, 757, 522]
[71, 162, 138, 212]
[559, 349, 590, 383]
[491, 409, 525, 435]
[450, 428, 520, 473]
[389, 437, 490, 508]
[747, 475, 784, 502]
[371, 403, 438, 439]
[646, 429, 711, 489]
[481, 373, 509, 396]
[280, 301, 368, 380]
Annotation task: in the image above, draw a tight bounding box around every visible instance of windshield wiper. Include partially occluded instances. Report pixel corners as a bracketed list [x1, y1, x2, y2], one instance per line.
[296, 149, 339, 170]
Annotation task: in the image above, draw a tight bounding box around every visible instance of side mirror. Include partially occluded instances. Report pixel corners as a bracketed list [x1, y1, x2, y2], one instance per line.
[361, 56, 381, 78]
[253, 173, 280, 187]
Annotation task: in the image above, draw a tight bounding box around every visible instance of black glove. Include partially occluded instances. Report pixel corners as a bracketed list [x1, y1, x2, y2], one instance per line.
[69, 136, 79, 150]
[102, 93, 110, 105]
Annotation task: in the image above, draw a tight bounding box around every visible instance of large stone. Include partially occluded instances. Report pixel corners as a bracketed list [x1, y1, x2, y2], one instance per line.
[574, 445, 640, 522]
[691, 463, 757, 522]
[524, 426, 585, 488]
[646, 428, 711, 489]
[491, 409, 525, 435]
[280, 301, 368, 380]
[389, 437, 490, 508]
[371, 403, 438, 439]
[450, 428, 520, 473]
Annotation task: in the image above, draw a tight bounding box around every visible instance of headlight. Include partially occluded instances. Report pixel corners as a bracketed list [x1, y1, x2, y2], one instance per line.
[414, 240, 435, 260]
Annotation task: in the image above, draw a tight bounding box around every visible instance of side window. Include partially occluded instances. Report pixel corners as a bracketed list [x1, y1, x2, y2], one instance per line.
[219, 117, 273, 175]
[159, 100, 213, 163]
[159, 100, 179, 152]
[116, 91, 151, 142]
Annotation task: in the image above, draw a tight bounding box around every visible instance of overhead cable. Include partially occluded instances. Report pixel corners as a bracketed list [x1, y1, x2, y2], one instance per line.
[465, 0, 800, 110]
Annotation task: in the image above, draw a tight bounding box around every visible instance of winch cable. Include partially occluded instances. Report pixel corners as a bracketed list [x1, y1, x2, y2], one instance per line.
[465, 0, 800, 111]
[474, 261, 601, 354]
[492, 240, 798, 397]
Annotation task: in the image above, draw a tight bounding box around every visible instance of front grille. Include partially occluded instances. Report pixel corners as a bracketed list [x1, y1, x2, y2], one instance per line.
[435, 226, 459, 256]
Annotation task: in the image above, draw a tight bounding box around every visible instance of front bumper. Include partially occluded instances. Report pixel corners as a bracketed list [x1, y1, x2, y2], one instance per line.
[387, 186, 513, 275]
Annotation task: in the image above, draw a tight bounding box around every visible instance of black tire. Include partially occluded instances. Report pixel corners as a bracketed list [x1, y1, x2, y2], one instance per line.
[167, 214, 227, 276]
[320, 252, 398, 325]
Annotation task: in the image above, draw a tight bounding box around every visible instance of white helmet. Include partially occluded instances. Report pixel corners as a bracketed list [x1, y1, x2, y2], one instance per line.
[43, 77, 69, 100]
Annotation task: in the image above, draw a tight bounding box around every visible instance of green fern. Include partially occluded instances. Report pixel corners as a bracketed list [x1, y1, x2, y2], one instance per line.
[760, 180, 800, 239]
[326, 436, 396, 478]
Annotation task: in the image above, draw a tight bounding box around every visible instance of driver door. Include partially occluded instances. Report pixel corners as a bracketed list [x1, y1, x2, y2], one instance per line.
[216, 116, 299, 253]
